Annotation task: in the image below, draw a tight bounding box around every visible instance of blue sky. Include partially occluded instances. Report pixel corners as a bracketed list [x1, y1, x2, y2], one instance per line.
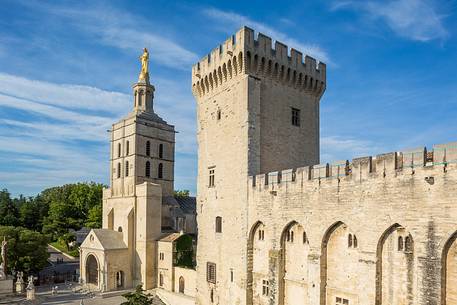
[0, 0, 456, 196]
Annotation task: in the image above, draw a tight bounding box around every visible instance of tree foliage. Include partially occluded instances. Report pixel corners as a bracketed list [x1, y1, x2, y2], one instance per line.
[0, 189, 19, 226]
[0, 226, 49, 274]
[121, 285, 153, 305]
[173, 189, 190, 198]
[1, 182, 104, 238]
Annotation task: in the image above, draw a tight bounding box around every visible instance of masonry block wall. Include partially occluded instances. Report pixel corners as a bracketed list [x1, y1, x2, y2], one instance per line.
[192, 26, 326, 305]
[247, 145, 457, 305]
[192, 26, 457, 305]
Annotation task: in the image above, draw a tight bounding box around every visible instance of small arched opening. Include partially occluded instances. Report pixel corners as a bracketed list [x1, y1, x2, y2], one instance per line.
[179, 276, 185, 293]
[85, 254, 99, 286]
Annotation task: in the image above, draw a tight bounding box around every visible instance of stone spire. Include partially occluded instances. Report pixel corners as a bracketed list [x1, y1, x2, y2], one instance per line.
[133, 48, 155, 113]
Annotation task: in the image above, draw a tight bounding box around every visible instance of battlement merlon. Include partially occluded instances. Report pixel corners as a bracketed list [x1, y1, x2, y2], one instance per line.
[191, 26, 326, 98]
[248, 141, 457, 189]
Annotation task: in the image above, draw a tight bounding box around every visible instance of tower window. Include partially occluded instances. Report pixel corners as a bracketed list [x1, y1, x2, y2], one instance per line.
[158, 163, 163, 179]
[215, 216, 222, 233]
[159, 273, 163, 287]
[125, 161, 129, 177]
[262, 280, 269, 296]
[398, 236, 404, 251]
[159, 144, 164, 158]
[348, 234, 353, 248]
[209, 168, 215, 187]
[118, 143, 121, 158]
[217, 109, 221, 120]
[146, 141, 151, 156]
[207, 262, 216, 283]
[126, 141, 130, 155]
[117, 162, 121, 178]
[145, 161, 151, 178]
[291, 107, 300, 126]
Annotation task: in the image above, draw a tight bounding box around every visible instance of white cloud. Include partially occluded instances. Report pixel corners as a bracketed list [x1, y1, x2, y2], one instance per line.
[0, 73, 129, 114]
[321, 136, 383, 162]
[331, 0, 448, 42]
[202, 8, 331, 64]
[13, 1, 199, 71]
[0, 72, 198, 195]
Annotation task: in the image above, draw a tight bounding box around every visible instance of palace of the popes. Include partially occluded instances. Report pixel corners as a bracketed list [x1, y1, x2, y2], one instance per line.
[79, 26, 457, 305]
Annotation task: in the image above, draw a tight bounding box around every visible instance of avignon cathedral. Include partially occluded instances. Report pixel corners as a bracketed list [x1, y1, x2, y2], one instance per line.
[80, 26, 457, 305]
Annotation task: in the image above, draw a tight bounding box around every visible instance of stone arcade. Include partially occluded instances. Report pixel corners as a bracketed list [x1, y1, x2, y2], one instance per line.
[80, 27, 457, 305]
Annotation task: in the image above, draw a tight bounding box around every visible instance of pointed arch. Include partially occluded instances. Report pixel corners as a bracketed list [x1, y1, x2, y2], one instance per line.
[232, 56, 238, 76]
[222, 63, 228, 81]
[442, 231, 457, 305]
[376, 223, 414, 305]
[247, 221, 265, 305]
[227, 59, 233, 79]
[213, 69, 218, 87]
[246, 51, 251, 73]
[218, 67, 223, 85]
[320, 221, 345, 305]
[238, 51, 243, 73]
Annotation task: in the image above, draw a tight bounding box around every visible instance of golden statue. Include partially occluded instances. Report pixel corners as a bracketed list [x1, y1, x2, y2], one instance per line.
[139, 48, 149, 82]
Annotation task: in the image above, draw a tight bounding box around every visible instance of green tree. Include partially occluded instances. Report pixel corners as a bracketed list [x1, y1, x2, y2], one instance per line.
[0, 189, 19, 226]
[121, 285, 153, 305]
[59, 232, 76, 251]
[85, 204, 102, 229]
[0, 226, 49, 274]
[173, 189, 190, 198]
[41, 182, 104, 238]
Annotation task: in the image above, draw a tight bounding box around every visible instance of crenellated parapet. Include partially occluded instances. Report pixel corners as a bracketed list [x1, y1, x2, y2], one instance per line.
[191, 26, 326, 99]
[249, 141, 457, 190]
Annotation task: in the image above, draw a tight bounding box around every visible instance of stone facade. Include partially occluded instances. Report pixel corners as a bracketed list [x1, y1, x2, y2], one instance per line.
[79, 65, 197, 301]
[191, 26, 457, 305]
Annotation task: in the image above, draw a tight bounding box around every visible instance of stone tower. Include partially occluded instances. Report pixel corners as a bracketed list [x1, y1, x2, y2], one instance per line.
[80, 50, 176, 292]
[191, 27, 326, 305]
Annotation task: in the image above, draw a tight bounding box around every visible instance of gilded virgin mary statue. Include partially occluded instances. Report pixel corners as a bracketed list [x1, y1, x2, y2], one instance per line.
[139, 48, 149, 82]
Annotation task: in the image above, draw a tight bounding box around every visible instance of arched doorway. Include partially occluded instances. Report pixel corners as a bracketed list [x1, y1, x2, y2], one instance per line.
[442, 231, 457, 305]
[116, 271, 124, 289]
[86, 254, 99, 286]
[179, 276, 185, 293]
[246, 221, 266, 305]
[280, 221, 309, 305]
[376, 224, 414, 305]
[320, 222, 359, 305]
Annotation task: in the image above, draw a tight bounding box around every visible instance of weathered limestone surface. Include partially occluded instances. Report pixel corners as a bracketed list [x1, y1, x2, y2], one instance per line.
[192, 26, 457, 305]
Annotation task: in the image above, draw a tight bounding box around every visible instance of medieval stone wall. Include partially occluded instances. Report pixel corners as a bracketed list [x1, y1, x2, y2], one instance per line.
[247, 144, 457, 305]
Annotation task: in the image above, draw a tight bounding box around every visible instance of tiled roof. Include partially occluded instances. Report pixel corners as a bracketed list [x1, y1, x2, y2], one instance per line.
[174, 196, 196, 214]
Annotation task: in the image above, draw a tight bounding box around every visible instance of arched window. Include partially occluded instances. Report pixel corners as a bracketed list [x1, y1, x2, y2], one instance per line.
[159, 144, 164, 158]
[303, 232, 308, 244]
[117, 162, 121, 178]
[145, 161, 150, 177]
[179, 276, 185, 293]
[398, 236, 404, 251]
[118, 226, 123, 232]
[290, 230, 294, 243]
[215, 216, 222, 233]
[125, 161, 129, 177]
[348, 234, 353, 248]
[286, 231, 290, 242]
[405, 236, 412, 252]
[210, 289, 214, 303]
[126, 141, 129, 155]
[158, 163, 163, 179]
[159, 273, 163, 287]
[116, 271, 124, 288]
[146, 141, 151, 157]
[118, 143, 121, 158]
[353, 235, 358, 248]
